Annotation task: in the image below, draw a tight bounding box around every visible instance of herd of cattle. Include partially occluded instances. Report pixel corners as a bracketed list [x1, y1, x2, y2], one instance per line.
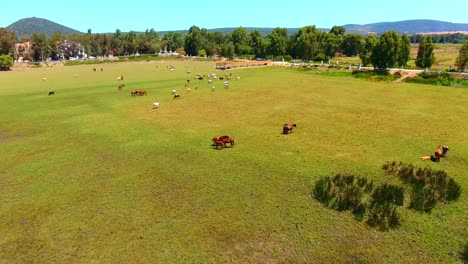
[44, 65, 296, 150]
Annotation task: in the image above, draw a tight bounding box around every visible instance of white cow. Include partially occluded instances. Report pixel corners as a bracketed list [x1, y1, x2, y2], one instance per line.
[153, 102, 160, 108]
[236, 76, 240, 80]
[224, 81, 229, 89]
[171, 89, 177, 95]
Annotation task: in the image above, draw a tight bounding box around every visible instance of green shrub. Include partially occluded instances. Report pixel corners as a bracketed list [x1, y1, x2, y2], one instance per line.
[312, 174, 373, 212]
[372, 184, 405, 206]
[462, 243, 468, 263]
[409, 186, 438, 212]
[382, 161, 462, 212]
[367, 204, 400, 231]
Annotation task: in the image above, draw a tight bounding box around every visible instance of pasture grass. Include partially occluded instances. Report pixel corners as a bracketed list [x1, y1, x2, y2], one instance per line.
[0, 61, 467, 263]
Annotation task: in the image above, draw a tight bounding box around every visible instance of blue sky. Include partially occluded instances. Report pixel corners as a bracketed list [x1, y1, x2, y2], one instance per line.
[1, 0, 467, 33]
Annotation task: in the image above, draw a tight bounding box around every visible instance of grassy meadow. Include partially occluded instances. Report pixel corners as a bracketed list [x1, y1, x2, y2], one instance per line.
[0, 61, 467, 263]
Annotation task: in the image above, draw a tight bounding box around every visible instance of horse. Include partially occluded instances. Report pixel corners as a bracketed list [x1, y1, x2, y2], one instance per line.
[283, 123, 297, 134]
[118, 84, 125, 90]
[220, 136, 234, 147]
[135, 90, 147, 96]
[213, 140, 224, 149]
[131, 91, 138, 96]
[213, 136, 234, 148]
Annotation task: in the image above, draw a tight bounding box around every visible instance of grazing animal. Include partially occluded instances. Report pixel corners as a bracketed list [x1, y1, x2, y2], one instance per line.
[237, 76, 241, 80]
[93, 68, 96, 72]
[442, 145, 449, 157]
[219, 77, 224, 80]
[185, 80, 190, 87]
[101, 68, 103, 71]
[220, 136, 234, 147]
[435, 145, 442, 160]
[283, 123, 297, 134]
[117, 75, 124, 81]
[173, 94, 181, 99]
[153, 102, 160, 108]
[211, 86, 215, 91]
[213, 136, 234, 148]
[42, 77, 48, 81]
[135, 90, 147, 96]
[171, 89, 177, 95]
[208, 80, 212, 84]
[224, 81, 229, 89]
[131, 91, 137, 96]
[213, 140, 224, 149]
[118, 84, 125, 90]
[48, 91, 55, 96]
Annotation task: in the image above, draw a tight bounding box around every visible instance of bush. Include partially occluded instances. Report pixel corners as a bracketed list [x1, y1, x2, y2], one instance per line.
[313, 174, 373, 212]
[352, 70, 396, 82]
[366, 204, 400, 231]
[0, 54, 13, 71]
[382, 161, 462, 212]
[372, 184, 405, 206]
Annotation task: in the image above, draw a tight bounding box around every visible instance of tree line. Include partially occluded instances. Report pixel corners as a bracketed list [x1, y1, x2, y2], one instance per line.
[1, 26, 467, 71]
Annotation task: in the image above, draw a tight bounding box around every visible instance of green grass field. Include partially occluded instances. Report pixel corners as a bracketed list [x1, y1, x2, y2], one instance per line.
[0, 61, 467, 263]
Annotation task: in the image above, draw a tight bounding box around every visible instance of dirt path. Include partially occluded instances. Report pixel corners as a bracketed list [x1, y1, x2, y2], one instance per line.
[390, 69, 423, 82]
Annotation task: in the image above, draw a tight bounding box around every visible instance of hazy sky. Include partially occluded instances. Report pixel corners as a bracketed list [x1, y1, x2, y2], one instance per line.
[1, 0, 467, 33]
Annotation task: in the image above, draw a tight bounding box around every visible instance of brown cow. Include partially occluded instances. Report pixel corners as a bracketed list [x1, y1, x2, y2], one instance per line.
[283, 124, 297, 134]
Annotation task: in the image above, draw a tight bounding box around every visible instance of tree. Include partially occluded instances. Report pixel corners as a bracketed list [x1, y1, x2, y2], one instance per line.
[330, 26, 346, 36]
[371, 31, 401, 70]
[415, 36, 435, 69]
[0, 54, 13, 70]
[162, 32, 184, 53]
[229, 27, 251, 55]
[0, 28, 16, 55]
[221, 42, 235, 60]
[455, 41, 468, 70]
[184, 26, 207, 56]
[341, 34, 363, 57]
[291, 26, 320, 61]
[31, 33, 50, 62]
[360, 35, 378, 66]
[267, 28, 288, 58]
[250, 30, 269, 58]
[398, 33, 411, 67]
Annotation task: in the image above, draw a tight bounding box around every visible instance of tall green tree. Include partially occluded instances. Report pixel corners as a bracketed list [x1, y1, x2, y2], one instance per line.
[341, 34, 363, 57]
[360, 35, 378, 66]
[250, 30, 269, 58]
[229, 27, 251, 55]
[0, 28, 16, 55]
[415, 36, 435, 69]
[371, 31, 401, 70]
[267, 28, 288, 58]
[31, 33, 50, 62]
[291, 26, 320, 61]
[221, 42, 235, 60]
[184, 26, 207, 56]
[162, 32, 184, 52]
[398, 33, 411, 67]
[455, 41, 468, 70]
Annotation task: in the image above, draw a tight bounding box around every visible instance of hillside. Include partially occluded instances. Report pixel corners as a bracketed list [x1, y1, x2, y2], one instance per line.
[4, 18, 468, 37]
[343, 19, 468, 35]
[6, 17, 81, 37]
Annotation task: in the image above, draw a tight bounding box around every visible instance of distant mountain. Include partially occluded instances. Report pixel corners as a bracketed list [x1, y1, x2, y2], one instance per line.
[4, 18, 468, 37]
[160, 20, 468, 36]
[6, 17, 81, 37]
[342, 20, 468, 35]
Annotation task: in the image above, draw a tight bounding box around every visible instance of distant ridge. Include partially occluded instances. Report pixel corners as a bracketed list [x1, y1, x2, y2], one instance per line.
[4, 18, 468, 37]
[6, 17, 81, 37]
[343, 19, 468, 35]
